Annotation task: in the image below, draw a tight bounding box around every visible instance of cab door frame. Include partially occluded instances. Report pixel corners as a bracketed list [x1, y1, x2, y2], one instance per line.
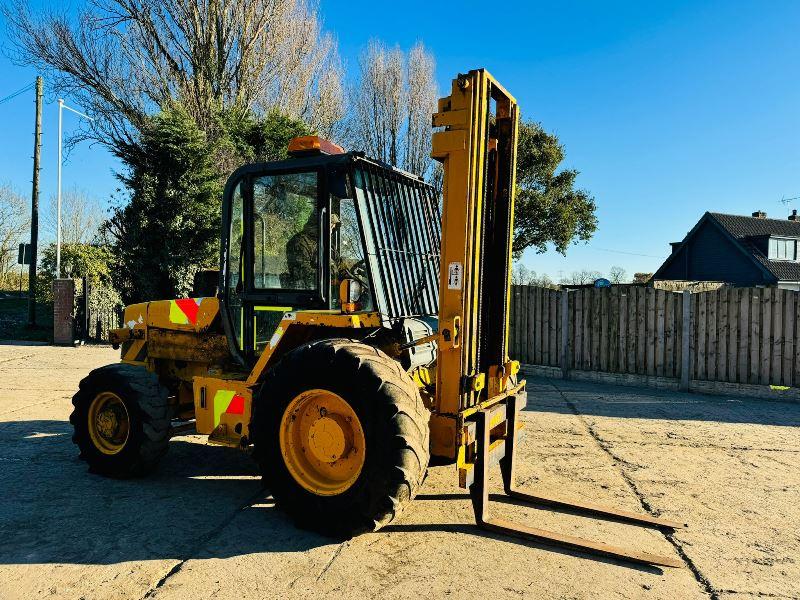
[219, 158, 334, 367]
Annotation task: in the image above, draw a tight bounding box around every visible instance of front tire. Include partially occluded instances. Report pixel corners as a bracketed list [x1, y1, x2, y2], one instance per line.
[70, 363, 171, 477]
[252, 339, 430, 537]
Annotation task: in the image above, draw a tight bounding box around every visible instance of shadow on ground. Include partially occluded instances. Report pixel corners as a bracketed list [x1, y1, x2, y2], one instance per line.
[524, 377, 800, 427]
[0, 419, 670, 574]
[0, 419, 332, 566]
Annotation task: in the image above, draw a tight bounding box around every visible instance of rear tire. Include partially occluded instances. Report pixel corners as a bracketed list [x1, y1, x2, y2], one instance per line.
[252, 339, 430, 537]
[70, 363, 171, 478]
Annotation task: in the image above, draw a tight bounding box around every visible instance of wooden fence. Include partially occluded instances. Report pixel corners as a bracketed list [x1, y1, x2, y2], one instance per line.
[509, 285, 800, 389]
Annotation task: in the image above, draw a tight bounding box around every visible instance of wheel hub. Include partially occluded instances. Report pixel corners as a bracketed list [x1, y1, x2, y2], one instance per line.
[279, 389, 365, 496]
[96, 407, 121, 439]
[307, 415, 350, 463]
[87, 392, 130, 455]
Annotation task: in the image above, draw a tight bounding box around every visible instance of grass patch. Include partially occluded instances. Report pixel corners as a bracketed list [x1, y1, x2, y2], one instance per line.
[0, 295, 52, 342]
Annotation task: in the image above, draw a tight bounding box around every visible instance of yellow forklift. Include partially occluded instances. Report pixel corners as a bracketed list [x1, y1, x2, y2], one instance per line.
[72, 69, 683, 567]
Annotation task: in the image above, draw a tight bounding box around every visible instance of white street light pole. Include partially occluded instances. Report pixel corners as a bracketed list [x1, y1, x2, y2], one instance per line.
[56, 99, 62, 279]
[56, 99, 94, 279]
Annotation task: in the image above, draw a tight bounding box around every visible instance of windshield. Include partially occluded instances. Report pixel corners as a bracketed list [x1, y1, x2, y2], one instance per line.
[252, 171, 319, 290]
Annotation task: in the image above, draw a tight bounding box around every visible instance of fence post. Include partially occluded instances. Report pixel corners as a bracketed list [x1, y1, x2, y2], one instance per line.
[681, 290, 691, 391]
[560, 289, 569, 379]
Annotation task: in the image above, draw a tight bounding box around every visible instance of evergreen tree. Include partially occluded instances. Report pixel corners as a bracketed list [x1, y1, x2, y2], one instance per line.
[105, 106, 309, 303]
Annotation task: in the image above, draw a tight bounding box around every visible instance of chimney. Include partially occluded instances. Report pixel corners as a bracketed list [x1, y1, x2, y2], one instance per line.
[789, 210, 799, 222]
[752, 210, 767, 219]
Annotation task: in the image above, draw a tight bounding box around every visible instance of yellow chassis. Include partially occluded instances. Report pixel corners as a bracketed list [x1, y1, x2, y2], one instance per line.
[111, 298, 381, 443]
[110, 294, 523, 470]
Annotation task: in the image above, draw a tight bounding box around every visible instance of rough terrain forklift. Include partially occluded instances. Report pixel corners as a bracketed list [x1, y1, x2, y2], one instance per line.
[72, 69, 683, 567]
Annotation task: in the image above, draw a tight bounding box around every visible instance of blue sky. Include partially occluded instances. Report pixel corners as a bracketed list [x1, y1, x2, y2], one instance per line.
[1, 1, 798, 280]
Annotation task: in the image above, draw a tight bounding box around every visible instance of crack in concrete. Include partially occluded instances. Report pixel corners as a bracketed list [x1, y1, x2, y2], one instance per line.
[716, 591, 800, 599]
[0, 398, 60, 420]
[142, 561, 184, 599]
[548, 380, 720, 600]
[0, 353, 35, 367]
[139, 486, 266, 599]
[316, 541, 346, 582]
[606, 440, 800, 454]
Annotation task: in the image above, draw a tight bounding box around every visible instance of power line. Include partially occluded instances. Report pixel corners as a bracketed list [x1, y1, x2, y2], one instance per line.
[589, 245, 665, 259]
[0, 83, 35, 105]
[0, 82, 35, 106]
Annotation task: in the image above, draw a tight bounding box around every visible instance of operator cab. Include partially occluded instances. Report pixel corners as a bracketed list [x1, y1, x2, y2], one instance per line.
[219, 136, 441, 365]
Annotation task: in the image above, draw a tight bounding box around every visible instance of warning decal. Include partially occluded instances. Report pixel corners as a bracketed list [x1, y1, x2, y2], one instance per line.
[447, 262, 463, 290]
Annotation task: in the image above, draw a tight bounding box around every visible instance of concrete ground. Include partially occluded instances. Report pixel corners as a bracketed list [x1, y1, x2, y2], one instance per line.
[0, 345, 798, 600]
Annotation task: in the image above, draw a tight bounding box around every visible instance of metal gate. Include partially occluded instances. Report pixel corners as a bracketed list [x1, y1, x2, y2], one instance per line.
[75, 277, 123, 343]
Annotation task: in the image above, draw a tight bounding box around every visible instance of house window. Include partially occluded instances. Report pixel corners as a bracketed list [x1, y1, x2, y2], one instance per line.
[769, 238, 798, 261]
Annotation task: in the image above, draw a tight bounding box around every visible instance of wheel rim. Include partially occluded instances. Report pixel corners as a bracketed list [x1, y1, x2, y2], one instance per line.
[279, 389, 365, 496]
[87, 391, 130, 455]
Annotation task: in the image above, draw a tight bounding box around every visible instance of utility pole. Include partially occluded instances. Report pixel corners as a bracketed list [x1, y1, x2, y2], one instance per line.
[27, 76, 43, 326]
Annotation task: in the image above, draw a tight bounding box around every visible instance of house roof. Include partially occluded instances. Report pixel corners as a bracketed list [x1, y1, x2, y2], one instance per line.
[710, 212, 800, 282]
[711, 212, 800, 239]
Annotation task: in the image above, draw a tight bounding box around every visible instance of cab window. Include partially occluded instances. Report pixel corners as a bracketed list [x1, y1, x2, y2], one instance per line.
[330, 194, 374, 310]
[227, 182, 245, 349]
[252, 172, 319, 290]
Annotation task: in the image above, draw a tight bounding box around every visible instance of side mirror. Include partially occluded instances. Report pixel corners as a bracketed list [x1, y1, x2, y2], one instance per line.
[339, 278, 362, 313]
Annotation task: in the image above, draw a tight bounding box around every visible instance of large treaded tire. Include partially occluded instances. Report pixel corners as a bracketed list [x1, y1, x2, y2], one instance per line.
[70, 363, 171, 478]
[252, 339, 430, 538]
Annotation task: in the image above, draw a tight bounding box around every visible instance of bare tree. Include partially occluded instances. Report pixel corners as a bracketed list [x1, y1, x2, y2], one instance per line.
[404, 43, 438, 176]
[609, 265, 628, 284]
[0, 185, 29, 288]
[534, 273, 556, 288]
[512, 263, 556, 288]
[561, 269, 603, 285]
[512, 263, 535, 286]
[43, 188, 105, 246]
[347, 40, 438, 178]
[4, 0, 344, 147]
